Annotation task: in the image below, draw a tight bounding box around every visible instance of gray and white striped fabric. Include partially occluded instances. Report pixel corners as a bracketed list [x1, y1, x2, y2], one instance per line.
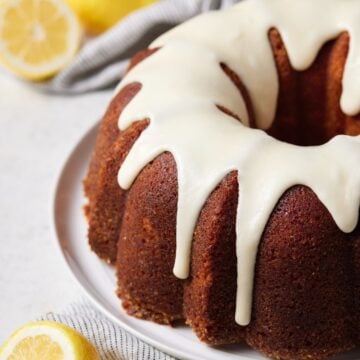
[43, 0, 239, 94]
[39, 299, 176, 360]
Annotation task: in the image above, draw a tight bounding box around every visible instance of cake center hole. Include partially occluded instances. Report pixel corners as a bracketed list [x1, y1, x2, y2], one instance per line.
[264, 113, 355, 146]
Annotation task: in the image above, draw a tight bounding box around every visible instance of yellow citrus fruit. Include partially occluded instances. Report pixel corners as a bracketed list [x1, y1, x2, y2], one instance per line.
[65, 0, 157, 34]
[0, 321, 100, 360]
[0, 0, 81, 81]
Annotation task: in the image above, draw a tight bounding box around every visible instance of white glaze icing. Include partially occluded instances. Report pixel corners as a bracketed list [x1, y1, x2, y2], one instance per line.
[115, 0, 360, 326]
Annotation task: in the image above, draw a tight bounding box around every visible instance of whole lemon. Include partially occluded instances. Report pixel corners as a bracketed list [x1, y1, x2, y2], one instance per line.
[65, 0, 157, 34]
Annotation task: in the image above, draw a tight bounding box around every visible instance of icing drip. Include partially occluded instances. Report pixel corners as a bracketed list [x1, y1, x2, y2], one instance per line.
[115, 0, 360, 326]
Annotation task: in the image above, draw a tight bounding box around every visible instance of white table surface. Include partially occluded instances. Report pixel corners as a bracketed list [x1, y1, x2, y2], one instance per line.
[0, 70, 112, 344]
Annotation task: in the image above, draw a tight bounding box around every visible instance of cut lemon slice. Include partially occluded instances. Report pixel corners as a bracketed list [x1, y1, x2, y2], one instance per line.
[0, 0, 81, 80]
[0, 321, 100, 360]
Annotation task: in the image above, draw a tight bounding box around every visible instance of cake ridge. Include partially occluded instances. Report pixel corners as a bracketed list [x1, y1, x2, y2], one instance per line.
[114, 0, 360, 326]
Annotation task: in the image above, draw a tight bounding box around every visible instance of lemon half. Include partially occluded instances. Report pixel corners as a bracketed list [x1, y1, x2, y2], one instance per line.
[0, 321, 99, 360]
[0, 0, 81, 80]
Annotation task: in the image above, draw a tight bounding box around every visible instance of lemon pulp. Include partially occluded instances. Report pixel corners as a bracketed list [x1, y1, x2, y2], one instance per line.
[0, 0, 81, 80]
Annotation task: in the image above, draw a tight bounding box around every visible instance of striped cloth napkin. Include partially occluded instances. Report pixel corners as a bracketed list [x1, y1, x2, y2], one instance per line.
[43, 0, 239, 94]
[40, 299, 176, 360]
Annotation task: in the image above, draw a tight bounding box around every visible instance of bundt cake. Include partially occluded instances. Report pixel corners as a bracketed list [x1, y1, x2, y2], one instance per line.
[84, 0, 360, 358]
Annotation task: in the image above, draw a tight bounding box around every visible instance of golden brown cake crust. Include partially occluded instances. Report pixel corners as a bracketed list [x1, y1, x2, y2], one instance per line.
[117, 153, 183, 324]
[84, 83, 144, 263]
[84, 29, 360, 359]
[184, 171, 245, 345]
[247, 186, 357, 360]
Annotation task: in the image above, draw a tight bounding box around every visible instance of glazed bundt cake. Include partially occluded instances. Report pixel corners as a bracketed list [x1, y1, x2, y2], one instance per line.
[84, 0, 360, 358]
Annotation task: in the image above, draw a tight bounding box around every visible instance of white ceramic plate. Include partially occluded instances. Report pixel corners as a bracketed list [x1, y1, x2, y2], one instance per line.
[53, 123, 360, 360]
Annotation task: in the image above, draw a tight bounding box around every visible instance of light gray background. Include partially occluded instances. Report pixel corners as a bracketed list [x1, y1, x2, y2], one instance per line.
[0, 70, 112, 343]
